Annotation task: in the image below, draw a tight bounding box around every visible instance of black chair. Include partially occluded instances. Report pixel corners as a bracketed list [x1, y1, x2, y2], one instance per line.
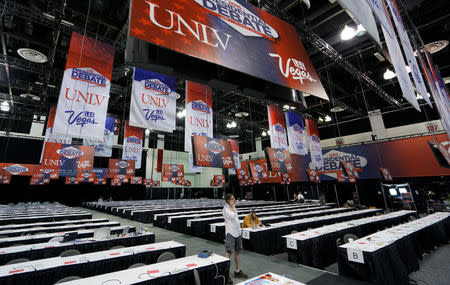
[128, 263, 146, 269]
[343, 234, 358, 244]
[157, 251, 176, 263]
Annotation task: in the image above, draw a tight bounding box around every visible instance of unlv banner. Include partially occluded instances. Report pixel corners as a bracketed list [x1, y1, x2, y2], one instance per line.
[41, 143, 94, 177]
[227, 139, 240, 175]
[386, 0, 431, 107]
[267, 105, 288, 150]
[53, 32, 115, 139]
[305, 118, 324, 169]
[41, 106, 72, 162]
[83, 116, 115, 157]
[0, 164, 38, 176]
[285, 111, 307, 155]
[163, 164, 185, 178]
[128, 0, 327, 100]
[192, 135, 234, 168]
[130, 68, 177, 132]
[248, 159, 268, 183]
[108, 159, 135, 178]
[122, 121, 144, 169]
[185, 81, 213, 172]
[265, 147, 293, 173]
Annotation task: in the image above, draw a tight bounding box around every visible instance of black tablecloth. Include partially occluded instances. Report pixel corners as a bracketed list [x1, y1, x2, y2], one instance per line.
[0, 245, 185, 285]
[0, 214, 92, 225]
[337, 215, 450, 285]
[244, 209, 381, 256]
[286, 212, 413, 268]
[0, 233, 155, 266]
[0, 222, 120, 237]
[0, 219, 109, 231]
[0, 227, 136, 248]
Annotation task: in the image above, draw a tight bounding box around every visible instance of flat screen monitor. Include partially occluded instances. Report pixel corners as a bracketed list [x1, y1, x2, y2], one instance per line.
[389, 188, 398, 196]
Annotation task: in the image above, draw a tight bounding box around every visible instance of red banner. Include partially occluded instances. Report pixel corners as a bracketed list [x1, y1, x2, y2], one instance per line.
[192, 135, 234, 168]
[265, 147, 293, 173]
[267, 105, 288, 150]
[41, 143, 94, 177]
[108, 159, 135, 178]
[163, 164, 185, 178]
[122, 120, 144, 169]
[0, 163, 39, 176]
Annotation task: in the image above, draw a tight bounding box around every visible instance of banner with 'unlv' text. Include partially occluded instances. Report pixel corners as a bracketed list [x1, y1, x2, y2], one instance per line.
[285, 111, 307, 155]
[41, 143, 94, 177]
[267, 105, 288, 150]
[130, 68, 177, 132]
[53, 32, 115, 139]
[122, 121, 144, 169]
[305, 118, 324, 168]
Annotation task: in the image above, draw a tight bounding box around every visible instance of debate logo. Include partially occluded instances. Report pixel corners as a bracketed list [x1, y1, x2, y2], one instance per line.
[57, 146, 84, 158]
[143, 79, 171, 95]
[169, 165, 180, 172]
[273, 123, 285, 133]
[274, 150, 286, 161]
[269, 53, 317, 85]
[292, 123, 303, 133]
[205, 140, 225, 154]
[71, 68, 107, 87]
[192, 100, 211, 114]
[4, 164, 28, 175]
[255, 164, 263, 173]
[310, 150, 368, 179]
[126, 136, 142, 144]
[195, 0, 278, 40]
[116, 161, 130, 168]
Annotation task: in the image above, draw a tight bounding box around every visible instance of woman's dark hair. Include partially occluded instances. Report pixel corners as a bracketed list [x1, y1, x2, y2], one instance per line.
[225, 194, 234, 204]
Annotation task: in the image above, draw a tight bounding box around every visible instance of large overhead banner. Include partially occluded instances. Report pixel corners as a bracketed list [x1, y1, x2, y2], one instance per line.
[122, 121, 144, 169]
[128, 0, 328, 100]
[368, 0, 419, 111]
[337, 0, 381, 46]
[386, 0, 431, 107]
[267, 105, 288, 150]
[53, 32, 115, 139]
[185, 81, 213, 172]
[83, 116, 115, 157]
[227, 139, 240, 174]
[130, 68, 178, 132]
[192, 135, 235, 168]
[305, 118, 324, 169]
[41, 143, 94, 177]
[285, 111, 308, 155]
[41, 106, 72, 162]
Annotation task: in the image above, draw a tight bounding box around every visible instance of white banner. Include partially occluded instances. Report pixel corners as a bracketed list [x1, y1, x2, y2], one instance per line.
[52, 33, 114, 139]
[386, 0, 431, 107]
[306, 118, 324, 169]
[365, 0, 394, 38]
[267, 104, 288, 150]
[83, 116, 115, 157]
[285, 111, 308, 155]
[185, 81, 214, 173]
[338, 0, 381, 46]
[130, 68, 177, 132]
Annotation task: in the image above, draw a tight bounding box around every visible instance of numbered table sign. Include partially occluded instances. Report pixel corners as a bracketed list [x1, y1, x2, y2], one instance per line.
[286, 238, 297, 250]
[187, 220, 192, 227]
[242, 230, 250, 240]
[210, 225, 216, 233]
[347, 248, 364, 264]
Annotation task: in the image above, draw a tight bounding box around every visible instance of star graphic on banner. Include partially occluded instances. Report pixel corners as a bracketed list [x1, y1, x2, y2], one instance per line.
[180, 36, 190, 44]
[173, 2, 184, 10]
[131, 27, 145, 36]
[139, 17, 152, 26]
[161, 28, 172, 35]
[152, 37, 166, 45]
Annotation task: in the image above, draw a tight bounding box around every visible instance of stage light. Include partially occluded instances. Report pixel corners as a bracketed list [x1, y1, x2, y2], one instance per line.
[383, 68, 396, 80]
[0, 101, 9, 112]
[416, 93, 423, 100]
[341, 25, 356, 41]
[355, 24, 366, 37]
[324, 115, 332, 122]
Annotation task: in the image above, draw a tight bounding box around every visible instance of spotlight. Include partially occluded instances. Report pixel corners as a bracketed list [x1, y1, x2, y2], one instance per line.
[340, 25, 356, 41]
[383, 68, 396, 80]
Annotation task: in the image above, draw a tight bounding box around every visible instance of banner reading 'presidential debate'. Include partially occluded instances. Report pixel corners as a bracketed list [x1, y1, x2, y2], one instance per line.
[129, 0, 328, 100]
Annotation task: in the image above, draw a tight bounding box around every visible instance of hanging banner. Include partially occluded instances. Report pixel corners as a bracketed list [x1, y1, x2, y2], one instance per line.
[53, 32, 115, 139]
[306, 169, 320, 183]
[305, 118, 324, 168]
[227, 139, 240, 175]
[130, 68, 177, 132]
[248, 159, 268, 183]
[163, 164, 185, 178]
[185, 81, 213, 172]
[340, 160, 360, 178]
[83, 116, 115, 157]
[36, 168, 59, 180]
[92, 168, 109, 178]
[128, 0, 328, 100]
[376, 1, 419, 111]
[41, 143, 94, 177]
[386, 0, 431, 107]
[285, 111, 308, 155]
[108, 159, 135, 178]
[265, 147, 293, 173]
[192, 135, 234, 168]
[267, 105, 288, 150]
[122, 121, 144, 169]
[431, 65, 450, 137]
[130, 176, 143, 184]
[94, 177, 107, 185]
[77, 171, 94, 183]
[288, 154, 308, 182]
[337, 0, 381, 46]
[65, 177, 79, 185]
[41, 106, 72, 163]
[0, 164, 38, 176]
[365, 0, 394, 38]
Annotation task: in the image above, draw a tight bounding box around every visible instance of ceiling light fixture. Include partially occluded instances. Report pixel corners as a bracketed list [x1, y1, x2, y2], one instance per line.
[330, 106, 345, 112]
[405, 66, 411, 73]
[235, 111, 249, 118]
[383, 68, 396, 80]
[20, 93, 40, 101]
[230, 121, 237, 128]
[443, 77, 450, 84]
[355, 24, 366, 37]
[1, 101, 10, 112]
[262, 131, 267, 137]
[176, 109, 186, 118]
[416, 93, 423, 100]
[340, 25, 356, 41]
[267, 130, 270, 135]
[324, 115, 332, 122]
[318, 117, 324, 123]
[283, 105, 290, 110]
[17, 48, 47, 63]
[290, 106, 296, 110]
[145, 129, 150, 135]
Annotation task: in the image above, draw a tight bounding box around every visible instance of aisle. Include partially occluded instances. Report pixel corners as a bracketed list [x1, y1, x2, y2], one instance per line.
[78, 207, 369, 285]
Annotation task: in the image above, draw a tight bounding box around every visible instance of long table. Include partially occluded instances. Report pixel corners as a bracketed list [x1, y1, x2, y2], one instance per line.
[0, 233, 155, 266]
[0, 213, 92, 225]
[337, 212, 450, 285]
[237, 272, 306, 285]
[239, 209, 382, 255]
[56, 254, 230, 285]
[0, 218, 109, 231]
[283, 210, 415, 268]
[0, 221, 120, 237]
[208, 207, 348, 243]
[0, 226, 136, 248]
[0, 241, 186, 285]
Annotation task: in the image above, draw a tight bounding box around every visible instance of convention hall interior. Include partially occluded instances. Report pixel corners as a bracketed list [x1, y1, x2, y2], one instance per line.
[0, 0, 449, 284]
